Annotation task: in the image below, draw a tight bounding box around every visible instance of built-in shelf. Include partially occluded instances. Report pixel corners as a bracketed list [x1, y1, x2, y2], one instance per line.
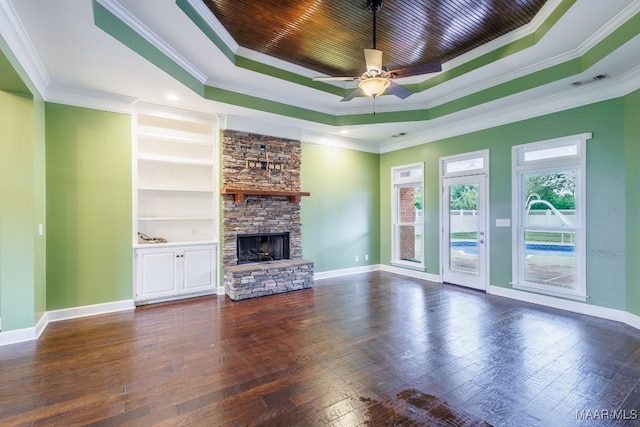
[138, 187, 214, 193]
[221, 188, 311, 203]
[137, 154, 214, 166]
[138, 217, 214, 221]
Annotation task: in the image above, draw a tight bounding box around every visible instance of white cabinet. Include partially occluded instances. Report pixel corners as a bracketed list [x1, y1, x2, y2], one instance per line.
[133, 112, 219, 304]
[135, 244, 217, 303]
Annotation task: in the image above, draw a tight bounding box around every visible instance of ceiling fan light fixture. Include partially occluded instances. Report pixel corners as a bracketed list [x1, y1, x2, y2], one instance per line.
[359, 77, 390, 98]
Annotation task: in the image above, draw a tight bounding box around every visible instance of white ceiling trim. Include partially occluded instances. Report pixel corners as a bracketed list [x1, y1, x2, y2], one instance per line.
[134, 101, 222, 125]
[378, 71, 637, 154]
[206, 77, 341, 117]
[96, 0, 208, 84]
[46, 83, 137, 114]
[575, 1, 640, 55]
[181, 0, 238, 52]
[0, 0, 49, 97]
[300, 129, 381, 154]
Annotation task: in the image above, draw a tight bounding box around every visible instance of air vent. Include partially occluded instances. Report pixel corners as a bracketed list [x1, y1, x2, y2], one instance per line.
[392, 132, 408, 138]
[570, 73, 609, 87]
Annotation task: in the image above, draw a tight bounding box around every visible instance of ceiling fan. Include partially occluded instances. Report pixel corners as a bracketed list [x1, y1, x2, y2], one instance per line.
[313, 0, 442, 102]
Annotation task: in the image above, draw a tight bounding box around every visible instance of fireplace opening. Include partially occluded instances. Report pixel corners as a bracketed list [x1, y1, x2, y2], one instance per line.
[237, 232, 290, 264]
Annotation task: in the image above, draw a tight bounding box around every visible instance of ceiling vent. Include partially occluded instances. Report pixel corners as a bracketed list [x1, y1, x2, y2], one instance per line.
[392, 132, 408, 138]
[570, 73, 609, 87]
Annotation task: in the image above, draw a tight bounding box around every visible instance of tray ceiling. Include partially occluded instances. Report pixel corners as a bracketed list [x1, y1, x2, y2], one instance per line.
[203, 0, 547, 77]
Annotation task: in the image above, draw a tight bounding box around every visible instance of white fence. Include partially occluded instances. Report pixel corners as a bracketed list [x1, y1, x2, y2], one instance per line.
[450, 209, 576, 232]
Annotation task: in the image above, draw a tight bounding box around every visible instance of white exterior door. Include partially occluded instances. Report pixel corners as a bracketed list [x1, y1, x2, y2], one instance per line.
[442, 174, 488, 291]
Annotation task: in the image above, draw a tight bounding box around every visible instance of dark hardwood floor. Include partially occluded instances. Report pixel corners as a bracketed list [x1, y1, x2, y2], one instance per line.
[2, 271, 640, 426]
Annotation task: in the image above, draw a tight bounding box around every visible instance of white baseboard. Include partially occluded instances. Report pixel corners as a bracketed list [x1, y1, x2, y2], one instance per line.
[488, 285, 640, 328]
[0, 299, 135, 347]
[44, 299, 135, 323]
[0, 325, 38, 346]
[314, 264, 380, 281]
[314, 264, 442, 283]
[379, 264, 442, 283]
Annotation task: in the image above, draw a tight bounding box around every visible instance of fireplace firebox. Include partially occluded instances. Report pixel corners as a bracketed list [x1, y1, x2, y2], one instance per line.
[237, 232, 290, 264]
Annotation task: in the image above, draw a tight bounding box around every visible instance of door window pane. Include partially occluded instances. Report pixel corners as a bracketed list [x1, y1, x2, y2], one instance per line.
[449, 184, 479, 275]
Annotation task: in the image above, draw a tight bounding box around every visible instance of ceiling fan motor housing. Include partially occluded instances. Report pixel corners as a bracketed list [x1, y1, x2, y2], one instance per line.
[367, 0, 383, 12]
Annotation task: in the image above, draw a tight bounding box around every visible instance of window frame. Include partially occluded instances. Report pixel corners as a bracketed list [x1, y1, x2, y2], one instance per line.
[391, 162, 425, 270]
[511, 133, 590, 300]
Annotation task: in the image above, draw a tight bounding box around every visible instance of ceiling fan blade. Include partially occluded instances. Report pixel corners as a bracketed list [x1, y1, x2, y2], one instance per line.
[340, 87, 363, 102]
[388, 61, 442, 78]
[387, 81, 413, 99]
[364, 48, 383, 73]
[313, 76, 358, 81]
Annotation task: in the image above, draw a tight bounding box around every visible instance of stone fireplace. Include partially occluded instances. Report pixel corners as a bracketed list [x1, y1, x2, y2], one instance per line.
[221, 130, 313, 300]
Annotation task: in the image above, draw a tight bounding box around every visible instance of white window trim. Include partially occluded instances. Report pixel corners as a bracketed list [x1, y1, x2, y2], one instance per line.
[441, 149, 489, 179]
[391, 162, 425, 270]
[511, 133, 591, 301]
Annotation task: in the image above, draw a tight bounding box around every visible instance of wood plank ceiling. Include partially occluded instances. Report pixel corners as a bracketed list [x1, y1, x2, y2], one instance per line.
[203, 0, 547, 77]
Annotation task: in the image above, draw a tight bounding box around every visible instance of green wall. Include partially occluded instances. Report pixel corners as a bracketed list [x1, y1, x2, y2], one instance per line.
[625, 88, 640, 316]
[45, 103, 133, 310]
[0, 91, 46, 331]
[301, 143, 380, 272]
[381, 98, 627, 310]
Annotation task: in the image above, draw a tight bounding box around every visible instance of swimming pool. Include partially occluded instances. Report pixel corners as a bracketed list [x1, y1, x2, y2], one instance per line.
[451, 241, 574, 256]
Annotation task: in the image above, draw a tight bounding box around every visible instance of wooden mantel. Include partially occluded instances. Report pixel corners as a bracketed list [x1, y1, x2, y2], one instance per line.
[221, 188, 311, 203]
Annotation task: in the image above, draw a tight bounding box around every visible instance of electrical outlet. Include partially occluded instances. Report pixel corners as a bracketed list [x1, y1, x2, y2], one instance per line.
[355, 255, 359, 262]
[365, 254, 368, 261]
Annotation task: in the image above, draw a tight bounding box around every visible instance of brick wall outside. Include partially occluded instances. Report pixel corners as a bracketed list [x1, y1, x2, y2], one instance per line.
[399, 187, 416, 260]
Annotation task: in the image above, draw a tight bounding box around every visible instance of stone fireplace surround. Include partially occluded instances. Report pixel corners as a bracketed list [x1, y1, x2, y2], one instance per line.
[221, 130, 313, 300]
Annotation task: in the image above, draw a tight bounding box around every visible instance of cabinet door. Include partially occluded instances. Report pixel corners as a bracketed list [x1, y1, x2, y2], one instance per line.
[136, 248, 178, 300]
[182, 246, 215, 292]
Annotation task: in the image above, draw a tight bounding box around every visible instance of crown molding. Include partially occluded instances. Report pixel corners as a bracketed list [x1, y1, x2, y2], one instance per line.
[301, 129, 380, 154]
[0, 0, 50, 97]
[96, 0, 207, 84]
[46, 84, 137, 114]
[575, 0, 640, 56]
[379, 71, 634, 153]
[179, 0, 238, 52]
[134, 101, 222, 125]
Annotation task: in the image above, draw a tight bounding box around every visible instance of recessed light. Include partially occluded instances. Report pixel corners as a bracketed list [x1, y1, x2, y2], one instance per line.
[166, 94, 179, 101]
[340, 129, 349, 134]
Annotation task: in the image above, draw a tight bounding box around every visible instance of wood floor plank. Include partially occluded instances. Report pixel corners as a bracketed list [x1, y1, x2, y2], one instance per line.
[2, 271, 640, 426]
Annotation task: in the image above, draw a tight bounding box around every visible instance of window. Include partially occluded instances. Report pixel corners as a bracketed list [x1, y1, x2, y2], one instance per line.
[391, 163, 424, 270]
[512, 133, 590, 300]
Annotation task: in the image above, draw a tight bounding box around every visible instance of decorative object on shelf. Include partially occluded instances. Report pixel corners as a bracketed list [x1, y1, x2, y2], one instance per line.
[138, 232, 167, 244]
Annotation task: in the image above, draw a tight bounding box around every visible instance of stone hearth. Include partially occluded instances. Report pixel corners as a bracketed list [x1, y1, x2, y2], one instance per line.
[224, 260, 313, 300]
[221, 130, 313, 300]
